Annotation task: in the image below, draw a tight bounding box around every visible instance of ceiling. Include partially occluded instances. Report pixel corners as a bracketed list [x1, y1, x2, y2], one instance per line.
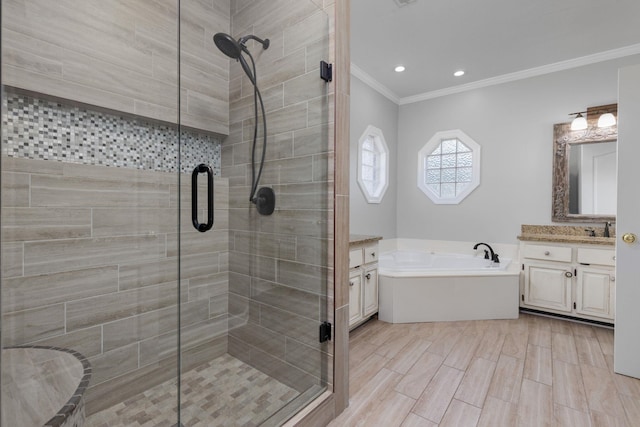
[351, 0, 640, 103]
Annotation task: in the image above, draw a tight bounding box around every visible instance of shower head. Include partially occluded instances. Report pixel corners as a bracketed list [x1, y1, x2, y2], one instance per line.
[213, 33, 242, 60]
[213, 33, 270, 60]
[213, 32, 270, 86]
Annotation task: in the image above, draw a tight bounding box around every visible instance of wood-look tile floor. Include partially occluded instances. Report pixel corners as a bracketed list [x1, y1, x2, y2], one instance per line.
[329, 313, 640, 427]
[85, 354, 299, 427]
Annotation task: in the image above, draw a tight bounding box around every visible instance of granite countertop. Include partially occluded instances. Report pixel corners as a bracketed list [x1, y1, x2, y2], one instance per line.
[518, 224, 615, 246]
[349, 234, 383, 246]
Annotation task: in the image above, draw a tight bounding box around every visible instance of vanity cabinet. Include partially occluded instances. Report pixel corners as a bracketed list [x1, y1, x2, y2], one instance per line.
[520, 241, 615, 322]
[349, 239, 379, 330]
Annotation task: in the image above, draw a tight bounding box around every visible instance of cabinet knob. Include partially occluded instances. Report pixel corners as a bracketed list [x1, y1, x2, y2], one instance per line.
[544, 251, 550, 256]
[565, 271, 573, 278]
[611, 276, 615, 282]
[371, 252, 376, 257]
[365, 273, 371, 280]
[349, 281, 354, 287]
[622, 233, 637, 244]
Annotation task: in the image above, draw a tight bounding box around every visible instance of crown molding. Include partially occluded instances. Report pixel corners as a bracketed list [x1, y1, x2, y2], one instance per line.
[351, 43, 640, 107]
[399, 43, 640, 105]
[350, 63, 400, 104]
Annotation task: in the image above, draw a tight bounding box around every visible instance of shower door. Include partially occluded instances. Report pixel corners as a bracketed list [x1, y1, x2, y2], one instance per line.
[0, 1, 184, 425]
[178, 0, 332, 425]
[1, 0, 331, 425]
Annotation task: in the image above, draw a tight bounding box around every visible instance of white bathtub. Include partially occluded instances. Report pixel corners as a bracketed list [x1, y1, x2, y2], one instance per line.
[378, 239, 520, 323]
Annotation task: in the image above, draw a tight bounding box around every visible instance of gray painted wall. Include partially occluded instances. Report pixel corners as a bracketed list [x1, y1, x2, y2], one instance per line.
[350, 75, 399, 238]
[396, 55, 640, 244]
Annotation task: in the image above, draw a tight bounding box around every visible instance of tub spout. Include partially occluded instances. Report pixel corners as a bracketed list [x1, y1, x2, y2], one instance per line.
[473, 242, 499, 263]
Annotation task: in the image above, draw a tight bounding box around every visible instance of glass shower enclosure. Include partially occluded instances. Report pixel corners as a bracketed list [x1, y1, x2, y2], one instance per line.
[1, 1, 332, 425]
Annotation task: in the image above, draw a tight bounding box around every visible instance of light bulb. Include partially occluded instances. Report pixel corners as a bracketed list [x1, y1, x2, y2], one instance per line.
[394, 65, 405, 73]
[571, 115, 588, 131]
[597, 113, 616, 128]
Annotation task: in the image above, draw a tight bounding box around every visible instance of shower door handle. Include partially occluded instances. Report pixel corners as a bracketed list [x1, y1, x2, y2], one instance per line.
[192, 164, 214, 232]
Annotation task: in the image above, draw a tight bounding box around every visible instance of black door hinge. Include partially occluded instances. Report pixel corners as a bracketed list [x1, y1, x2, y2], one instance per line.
[320, 61, 332, 82]
[319, 321, 332, 342]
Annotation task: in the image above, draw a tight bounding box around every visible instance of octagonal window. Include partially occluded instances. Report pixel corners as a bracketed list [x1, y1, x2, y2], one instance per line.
[357, 125, 389, 203]
[418, 129, 481, 204]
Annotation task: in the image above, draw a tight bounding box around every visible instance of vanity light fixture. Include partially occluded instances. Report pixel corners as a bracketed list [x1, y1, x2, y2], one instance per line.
[453, 70, 465, 77]
[597, 112, 616, 128]
[570, 112, 588, 131]
[395, 65, 405, 73]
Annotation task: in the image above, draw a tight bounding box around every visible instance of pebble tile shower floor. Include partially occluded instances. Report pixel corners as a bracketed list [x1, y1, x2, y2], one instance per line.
[85, 354, 299, 427]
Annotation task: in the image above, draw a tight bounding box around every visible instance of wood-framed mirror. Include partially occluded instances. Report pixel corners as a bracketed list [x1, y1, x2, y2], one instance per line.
[552, 104, 617, 222]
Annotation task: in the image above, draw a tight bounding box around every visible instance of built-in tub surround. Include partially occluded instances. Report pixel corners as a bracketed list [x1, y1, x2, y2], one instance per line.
[519, 224, 615, 245]
[2, 346, 91, 427]
[377, 239, 520, 323]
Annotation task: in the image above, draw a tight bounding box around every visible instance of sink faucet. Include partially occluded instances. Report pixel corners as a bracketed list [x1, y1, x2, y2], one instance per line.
[604, 221, 612, 238]
[473, 242, 499, 263]
[585, 228, 596, 237]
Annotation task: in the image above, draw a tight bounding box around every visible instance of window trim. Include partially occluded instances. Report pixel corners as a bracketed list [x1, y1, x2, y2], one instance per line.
[417, 129, 481, 204]
[357, 125, 389, 204]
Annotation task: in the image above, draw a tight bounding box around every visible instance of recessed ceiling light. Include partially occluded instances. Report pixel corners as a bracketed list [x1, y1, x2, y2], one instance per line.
[395, 65, 406, 73]
[454, 70, 465, 77]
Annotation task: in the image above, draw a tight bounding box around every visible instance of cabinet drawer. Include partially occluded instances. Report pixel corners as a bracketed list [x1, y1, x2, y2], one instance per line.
[577, 248, 616, 266]
[522, 244, 572, 262]
[349, 248, 364, 268]
[363, 244, 378, 264]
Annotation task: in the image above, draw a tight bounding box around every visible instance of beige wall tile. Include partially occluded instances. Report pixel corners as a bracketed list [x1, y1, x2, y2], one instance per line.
[24, 234, 166, 276]
[1, 172, 30, 207]
[2, 304, 65, 346]
[252, 278, 321, 319]
[229, 322, 286, 358]
[2, 266, 118, 312]
[102, 299, 209, 352]
[66, 281, 182, 331]
[88, 343, 139, 385]
[139, 316, 227, 366]
[1, 242, 24, 278]
[2, 207, 92, 241]
[32, 325, 102, 358]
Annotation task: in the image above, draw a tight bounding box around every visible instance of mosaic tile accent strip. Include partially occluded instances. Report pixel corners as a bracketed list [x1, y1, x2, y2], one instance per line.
[2, 90, 221, 175]
[85, 354, 299, 427]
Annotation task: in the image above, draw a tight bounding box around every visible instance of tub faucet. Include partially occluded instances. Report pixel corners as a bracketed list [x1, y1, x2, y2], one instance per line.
[473, 242, 499, 263]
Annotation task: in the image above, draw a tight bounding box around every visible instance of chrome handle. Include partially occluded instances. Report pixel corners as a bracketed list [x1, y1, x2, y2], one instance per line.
[544, 251, 550, 256]
[565, 271, 573, 278]
[365, 273, 371, 280]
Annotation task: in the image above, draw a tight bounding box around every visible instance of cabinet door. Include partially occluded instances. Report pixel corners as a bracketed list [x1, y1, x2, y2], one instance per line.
[349, 270, 363, 327]
[362, 266, 378, 317]
[523, 262, 572, 313]
[576, 266, 615, 320]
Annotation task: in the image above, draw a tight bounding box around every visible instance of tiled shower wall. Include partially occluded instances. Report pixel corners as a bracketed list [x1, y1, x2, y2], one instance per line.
[1, 91, 229, 415]
[224, 0, 335, 393]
